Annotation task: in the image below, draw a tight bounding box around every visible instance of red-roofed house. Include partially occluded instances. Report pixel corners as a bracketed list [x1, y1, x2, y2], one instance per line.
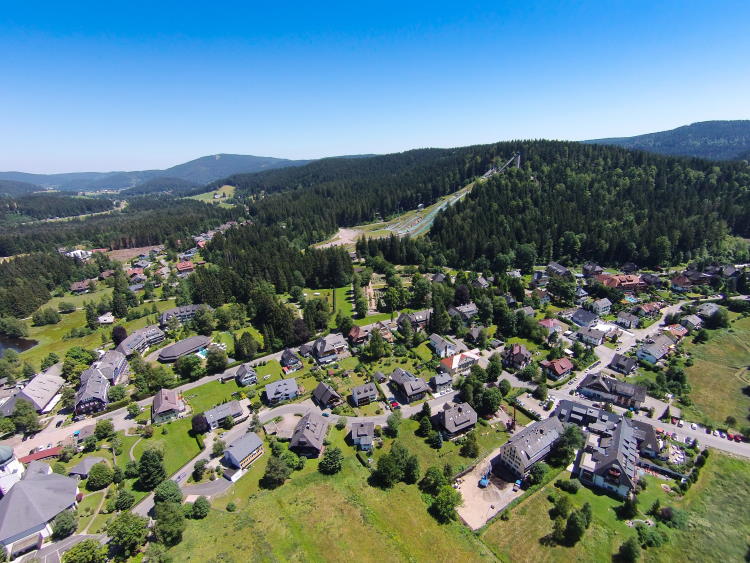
[439, 350, 480, 376]
[538, 318, 565, 336]
[665, 324, 688, 340]
[175, 261, 194, 274]
[126, 267, 144, 279]
[197, 240, 206, 249]
[540, 357, 574, 380]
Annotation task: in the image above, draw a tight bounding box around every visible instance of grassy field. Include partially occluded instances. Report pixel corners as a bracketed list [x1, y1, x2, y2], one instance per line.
[188, 185, 236, 207]
[481, 452, 750, 563]
[131, 417, 201, 475]
[183, 380, 242, 414]
[413, 341, 435, 362]
[19, 296, 176, 368]
[76, 491, 105, 532]
[169, 427, 498, 562]
[681, 315, 750, 428]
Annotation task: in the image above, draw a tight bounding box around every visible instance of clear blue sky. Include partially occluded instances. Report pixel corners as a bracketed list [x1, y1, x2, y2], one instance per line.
[2, 0, 749, 173]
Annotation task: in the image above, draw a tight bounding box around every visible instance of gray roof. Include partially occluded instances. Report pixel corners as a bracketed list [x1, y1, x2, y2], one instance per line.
[158, 335, 211, 362]
[312, 333, 348, 357]
[236, 363, 258, 381]
[264, 378, 299, 401]
[69, 457, 107, 477]
[352, 382, 378, 402]
[609, 353, 637, 373]
[503, 417, 564, 471]
[350, 421, 375, 446]
[579, 372, 646, 403]
[203, 400, 243, 425]
[571, 308, 598, 326]
[158, 304, 208, 326]
[431, 373, 452, 387]
[15, 372, 65, 412]
[449, 302, 478, 319]
[0, 468, 78, 542]
[96, 350, 127, 382]
[312, 382, 341, 405]
[280, 348, 301, 366]
[441, 403, 477, 433]
[577, 326, 606, 341]
[224, 432, 263, 462]
[290, 412, 329, 453]
[116, 325, 165, 355]
[75, 370, 109, 406]
[429, 334, 453, 355]
[390, 368, 430, 397]
[594, 297, 612, 308]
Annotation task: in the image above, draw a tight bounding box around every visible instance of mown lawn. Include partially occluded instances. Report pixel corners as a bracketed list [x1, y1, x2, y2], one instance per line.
[681, 315, 750, 427]
[183, 380, 242, 414]
[131, 417, 201, 475]
[76, 491, 105, 532]
[168, 428, 497, 562]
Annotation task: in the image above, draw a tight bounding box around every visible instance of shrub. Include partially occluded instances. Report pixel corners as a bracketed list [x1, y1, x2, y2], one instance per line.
[87, 462, 114, 491]
[226, 502, 237, 512]
[555, 479, 580, 494]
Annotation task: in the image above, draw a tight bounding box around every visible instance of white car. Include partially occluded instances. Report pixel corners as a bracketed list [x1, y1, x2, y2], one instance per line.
[690, 423, 697, 430]
[713, 430, 719, 436]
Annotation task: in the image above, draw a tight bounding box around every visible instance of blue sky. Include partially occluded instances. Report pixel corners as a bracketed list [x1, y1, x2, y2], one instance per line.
[1, 0, 749, 172]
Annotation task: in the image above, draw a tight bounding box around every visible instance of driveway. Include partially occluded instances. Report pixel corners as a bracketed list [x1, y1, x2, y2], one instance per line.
[18, 534, 106, 563]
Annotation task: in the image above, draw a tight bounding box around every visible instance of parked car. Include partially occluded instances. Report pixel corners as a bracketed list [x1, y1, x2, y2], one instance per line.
[390, 401, 400, 409]
[55, 420, 64, 428]
[321, 412, 330, 417]
[690, 423, 697, 430]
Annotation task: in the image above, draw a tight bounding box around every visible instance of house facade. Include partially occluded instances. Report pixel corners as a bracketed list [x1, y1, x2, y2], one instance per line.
[501, 343, 531, 370]
[351, 382, 378, 406]
[152, 388, 186, 424]
[428, 334, 456, 358]
[264, 379, 299, 404]
[224, 432, 264, 470]
[350, 421, 375, 451]
[390, 368, 430, 403]
[495, 417, 564, 478]
[235, 364, 258, 387]
[578, 372, 646, 409]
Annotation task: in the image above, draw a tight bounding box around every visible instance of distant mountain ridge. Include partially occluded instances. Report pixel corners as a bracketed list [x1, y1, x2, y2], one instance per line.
[0, 154, 311, 192]
[585, 120, 750, 160]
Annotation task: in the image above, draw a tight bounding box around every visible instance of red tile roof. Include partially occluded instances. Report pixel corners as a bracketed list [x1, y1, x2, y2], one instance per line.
[175, 261, 194, 272]
[19, 446, 62, 463]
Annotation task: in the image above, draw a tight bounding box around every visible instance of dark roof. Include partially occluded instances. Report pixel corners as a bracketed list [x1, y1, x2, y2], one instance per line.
[390, 368, 430, 397]
[224, 432, 263, 463]
[441, 403, 477, 433]
[290, 412, 328, 453]
[264, 378, 299, 401]
[579, 372, 646, 403]
[312, 382, 341, 405]
[75, 370, 109, 406]
[350, 421, 375, 446]
[203, 400, 243, 425]
[157, 335, 211, 362]
[571, 308, 598, 326]
[69, 457, 107, 477]
[280, 348, 301, 366]
[609, 353, 637, 373]
[501, 417, 564, 471]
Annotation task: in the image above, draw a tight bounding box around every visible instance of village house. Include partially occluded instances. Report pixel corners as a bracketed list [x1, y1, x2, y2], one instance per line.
[290, 412, 329, 457]
[68, 457, 107, 480]
[516, 305, 535, 317]
[540, 357, 574, 380]
[430, 373, 453, 395]
[431, 272, 448, 284]
[670, 274, 692, 292]
[223, 432, 264, 471]
[577, 326, 606, 346]
[312, 382, 343, 409]
[592, 297, 612, 316]
[495, 417, 564, 478]
[595, 273, 646, 292]
[575, 285, 589, 306]
[390, 368, 430, 403]
[347, 324, 371, 345]
[546, 262, 572, 279]
[351, 382, 378, 407]
[350, 421, 375, 451]
[448, 302, 479, 323]
[440, 403, 478, 437]
[472, 275, 491, 289]
[312, 333, 349, 364]
[428, 333, 456, 358]
[235, 363, 258, 387]
[69, 280, 91, 295]
[175, 261, 195, 275]
[74, 369, 110, 414]
[582, 261, 604, 277]
[608, 353, 637, 375]
[200, 400, 245, 431]
[97, 312, 115, 325]
[280, 349, 302, 373]
[116, 325, 165, 356]
[158, 304, 211, 328]
[664, 324, 688, 341]
[157, 335, 211, 362]
[680, 314, 703, 331]
[264, 378, 299, 404]
[152, 388, 186, 424]
[571, 308, 598, 327]
[634, 302, 661, 318]
[501, 343, 532, 370]
[531, 270, 549, 288]
[438, 349, 480, 376]
[397, 309, 431, 331]
[697, 302, 721, 319]
[465, 326, 484, 345]
[538, 318, 566, 336]
[636, 334, 674, 364]
[578, 372, 646, 409]
[532, 288, 551, 305]
[616, 311, 639, 329]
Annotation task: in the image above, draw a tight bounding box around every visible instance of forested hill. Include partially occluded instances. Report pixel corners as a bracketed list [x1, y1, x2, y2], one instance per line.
[0, 179, 41, 197]
[426, 141, 750, 269]
[220, 146, 511, 242]
[585, 120, 750, 160]
[0, 193, 113, 221]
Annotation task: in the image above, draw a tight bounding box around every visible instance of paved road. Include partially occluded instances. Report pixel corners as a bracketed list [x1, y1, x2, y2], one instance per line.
[17, 534, 106, 563]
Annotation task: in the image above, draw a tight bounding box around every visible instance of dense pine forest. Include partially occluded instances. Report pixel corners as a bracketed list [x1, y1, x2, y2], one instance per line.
[0, 196, 240, 256]
[0, 193, 113, 222]
[212, 140, 750, 269]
